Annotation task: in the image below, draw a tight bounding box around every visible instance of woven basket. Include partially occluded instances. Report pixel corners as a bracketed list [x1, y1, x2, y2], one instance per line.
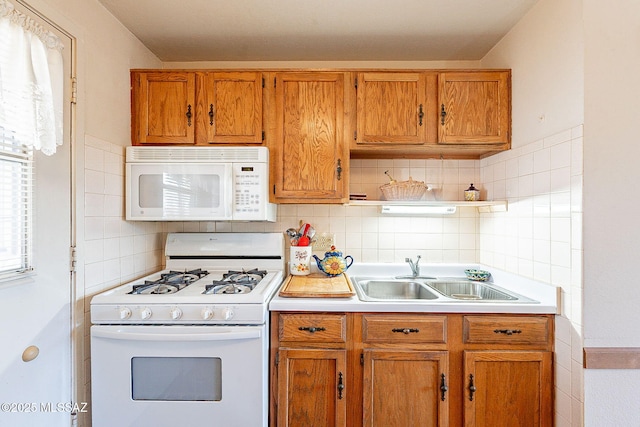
[380, 177, 427, 201]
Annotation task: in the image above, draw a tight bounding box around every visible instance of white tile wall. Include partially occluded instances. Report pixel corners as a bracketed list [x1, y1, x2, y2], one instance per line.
[82, 135, 166, 416]
[79, 129, 582, 425]
[83, 135, 165, 298]
[479, 125, 584, 427]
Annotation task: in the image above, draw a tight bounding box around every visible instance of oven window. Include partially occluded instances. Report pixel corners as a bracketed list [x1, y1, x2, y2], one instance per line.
[138, 173, 220, 209]
[131, 357, 222, 401]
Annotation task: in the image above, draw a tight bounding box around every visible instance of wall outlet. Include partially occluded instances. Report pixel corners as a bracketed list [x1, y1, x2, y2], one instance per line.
[312, 232, 335, 252]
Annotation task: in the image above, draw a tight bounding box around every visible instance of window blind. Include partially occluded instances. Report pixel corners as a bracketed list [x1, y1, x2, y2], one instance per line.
[0, 125, 33, 280]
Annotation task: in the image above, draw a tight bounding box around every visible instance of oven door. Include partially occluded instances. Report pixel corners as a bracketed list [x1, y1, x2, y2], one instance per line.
[91, 325, 268, 426]
[126, 162, 232, 221]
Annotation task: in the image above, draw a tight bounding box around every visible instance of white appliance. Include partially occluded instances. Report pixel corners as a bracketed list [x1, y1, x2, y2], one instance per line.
[126, 146, 277, 221]
[90, 233, 284, 427]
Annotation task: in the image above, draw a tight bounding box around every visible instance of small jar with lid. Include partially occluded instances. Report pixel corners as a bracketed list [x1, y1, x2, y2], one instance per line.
[464, 184, 480, 201]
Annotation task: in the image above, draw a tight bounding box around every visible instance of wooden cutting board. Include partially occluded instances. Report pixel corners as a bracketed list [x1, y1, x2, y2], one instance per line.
[278, 273, 355, 298]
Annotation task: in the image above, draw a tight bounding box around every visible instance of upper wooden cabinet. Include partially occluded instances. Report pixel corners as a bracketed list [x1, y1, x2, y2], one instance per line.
[270, 72, 350, 204]
[132, 71, 196, 145]
[195, 72, 263, 144]
[438, 71, 511, 146]
[131, 68, 511, 160]
[131, 70, 263, 145]
[350, 70, 510, 159]
[355, 72, 435, 145]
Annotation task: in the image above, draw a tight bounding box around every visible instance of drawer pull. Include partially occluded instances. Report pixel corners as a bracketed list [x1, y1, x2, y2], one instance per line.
[298, 326, 326, 333]
[493, 329, 522, 336]
[392, 328, 420, 334]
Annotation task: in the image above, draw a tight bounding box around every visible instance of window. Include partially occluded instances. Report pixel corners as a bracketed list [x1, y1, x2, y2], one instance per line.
[0, 0, 64, 281]
[0, 127, 32, 279]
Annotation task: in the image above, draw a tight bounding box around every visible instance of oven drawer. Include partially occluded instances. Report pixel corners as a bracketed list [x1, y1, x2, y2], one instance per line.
[278, 313, 347, 343]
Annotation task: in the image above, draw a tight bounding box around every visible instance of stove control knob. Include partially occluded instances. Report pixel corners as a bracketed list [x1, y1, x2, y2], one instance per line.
[140, 307, 152, 320]
[221, 307, 235, 320]
[119, 307, 132, 320]
[170, 307, 183, 320]
[201, 308, 214, 320]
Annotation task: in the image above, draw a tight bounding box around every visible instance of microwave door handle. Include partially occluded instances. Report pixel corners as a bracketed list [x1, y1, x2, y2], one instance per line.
[225, 165, 234, 219]
[92, 328, 261, 342]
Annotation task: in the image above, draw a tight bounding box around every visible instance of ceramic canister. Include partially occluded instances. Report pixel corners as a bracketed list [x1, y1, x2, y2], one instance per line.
[290, 246, 312, 276]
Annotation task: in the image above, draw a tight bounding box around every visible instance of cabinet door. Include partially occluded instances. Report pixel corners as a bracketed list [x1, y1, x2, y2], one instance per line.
[362, 350, 449, 427]
[356, 72, 427, 144]
[273, 72, 349, 203]
[277, 348, 347, 427]
[438, 71, 510, 145]
[463, 350, 553, 427]
[197, 72, 263, 144]
[133, 72, 195, 144]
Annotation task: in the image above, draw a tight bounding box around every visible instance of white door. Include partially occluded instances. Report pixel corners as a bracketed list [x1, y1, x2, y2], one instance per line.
[0, 2, 74, 426]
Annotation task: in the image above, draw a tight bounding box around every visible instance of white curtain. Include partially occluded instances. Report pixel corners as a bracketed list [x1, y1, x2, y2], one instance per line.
[0, 0, 64, 155]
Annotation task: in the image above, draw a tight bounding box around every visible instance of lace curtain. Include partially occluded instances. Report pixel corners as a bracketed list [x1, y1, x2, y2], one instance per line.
[0, 0, 64, 155]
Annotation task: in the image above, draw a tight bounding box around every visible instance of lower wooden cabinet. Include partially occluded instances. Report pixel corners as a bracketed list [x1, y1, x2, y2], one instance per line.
[277, 348, 347, 427]
[463, 350, 554, 427]
[363, 350, 449, 427]
[270, 312, 554, 427]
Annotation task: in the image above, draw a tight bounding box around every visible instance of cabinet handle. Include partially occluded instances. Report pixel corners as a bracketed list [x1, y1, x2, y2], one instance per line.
[186, 104, 192, 127]
[418, 104, 424, 126]
[298, 326, 326, 333]
[209, 104, 214, 125]
[440, 373, 448, 401]
[391, 328, 420, 334]
[440, 103, 447, 126]
[336, 159, 342, 181]
[468, 374, 477, 401]
[493, 329, 522, 336]
[337, 372, 345, 399]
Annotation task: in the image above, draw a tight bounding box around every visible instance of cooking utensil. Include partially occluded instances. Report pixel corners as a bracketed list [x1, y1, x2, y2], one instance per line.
[299, 223, 311, 238]
[306, 225, 316, 239]
[285, 228, 298, 238]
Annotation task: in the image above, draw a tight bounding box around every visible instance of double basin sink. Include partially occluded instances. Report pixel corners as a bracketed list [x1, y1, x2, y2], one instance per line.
[351, 276, 536, 303]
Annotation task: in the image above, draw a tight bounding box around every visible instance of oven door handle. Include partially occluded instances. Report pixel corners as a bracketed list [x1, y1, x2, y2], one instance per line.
[92, 327, 261, 342]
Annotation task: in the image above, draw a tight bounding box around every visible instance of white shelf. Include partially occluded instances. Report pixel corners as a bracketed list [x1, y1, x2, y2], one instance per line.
[347, 200, 508, 213]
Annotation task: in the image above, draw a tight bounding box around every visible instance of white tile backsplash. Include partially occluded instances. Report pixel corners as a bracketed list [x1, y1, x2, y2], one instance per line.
[82, 134, 164, 297]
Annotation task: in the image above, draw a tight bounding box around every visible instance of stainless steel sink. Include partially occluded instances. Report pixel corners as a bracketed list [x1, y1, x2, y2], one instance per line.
[424, 280, 517, 301]
[355, 279, 439, 301]
[350, 276, 537, 303]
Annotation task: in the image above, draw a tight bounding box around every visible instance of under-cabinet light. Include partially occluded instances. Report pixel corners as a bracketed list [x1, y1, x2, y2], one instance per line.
[380, 205, 457, 215]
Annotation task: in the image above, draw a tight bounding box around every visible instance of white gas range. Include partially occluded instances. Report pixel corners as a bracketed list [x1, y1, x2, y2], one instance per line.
[90, 232, 284, 427]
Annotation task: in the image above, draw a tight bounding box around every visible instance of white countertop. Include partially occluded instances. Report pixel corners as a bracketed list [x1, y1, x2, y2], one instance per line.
[269, 263, 559, 314]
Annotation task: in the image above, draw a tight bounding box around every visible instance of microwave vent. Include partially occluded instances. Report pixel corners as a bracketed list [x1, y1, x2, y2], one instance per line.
[126, 146, 269, 163]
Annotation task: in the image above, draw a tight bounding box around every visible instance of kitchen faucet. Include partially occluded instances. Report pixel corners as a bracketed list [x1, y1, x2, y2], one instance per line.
[405, 255, 421, 278]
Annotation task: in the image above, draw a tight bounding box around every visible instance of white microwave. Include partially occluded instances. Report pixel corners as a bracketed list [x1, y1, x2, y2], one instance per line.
[125, 146, 277, 221]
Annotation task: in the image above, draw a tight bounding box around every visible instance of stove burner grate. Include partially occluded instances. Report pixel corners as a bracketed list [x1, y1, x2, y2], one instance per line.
[203, 268, 268, 295]
[129, 269, 209, 295]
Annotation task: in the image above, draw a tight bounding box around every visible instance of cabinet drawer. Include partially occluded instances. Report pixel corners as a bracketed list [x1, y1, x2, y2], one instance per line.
[463, 315, 551, 345]
[362, 314, 447, 344]
[279, 313, 347, 343]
